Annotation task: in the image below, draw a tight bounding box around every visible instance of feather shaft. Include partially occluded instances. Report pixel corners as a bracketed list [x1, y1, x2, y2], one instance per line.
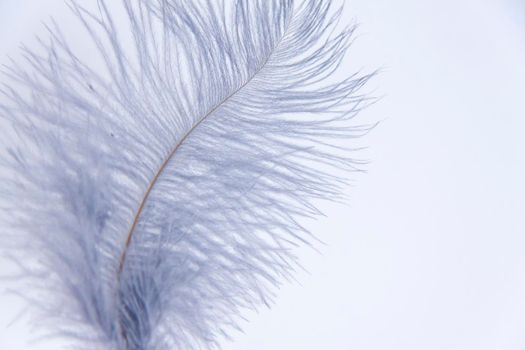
[118, 18, 290, 274]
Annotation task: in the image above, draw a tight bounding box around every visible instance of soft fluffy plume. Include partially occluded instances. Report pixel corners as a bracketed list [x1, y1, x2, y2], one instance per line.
[0, 0, 373, 349]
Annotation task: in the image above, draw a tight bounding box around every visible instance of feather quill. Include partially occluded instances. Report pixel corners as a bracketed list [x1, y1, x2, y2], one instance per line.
[0, 0, 373, 349]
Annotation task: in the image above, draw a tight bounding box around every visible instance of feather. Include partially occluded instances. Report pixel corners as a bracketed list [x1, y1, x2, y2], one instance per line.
[0, 0, 373, 349]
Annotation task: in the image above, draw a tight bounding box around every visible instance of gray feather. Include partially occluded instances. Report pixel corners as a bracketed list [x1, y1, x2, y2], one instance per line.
[0, 0, 373, 349]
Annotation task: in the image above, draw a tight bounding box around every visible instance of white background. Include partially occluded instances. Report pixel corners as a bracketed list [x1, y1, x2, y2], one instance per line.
[1, 1, 524, 349]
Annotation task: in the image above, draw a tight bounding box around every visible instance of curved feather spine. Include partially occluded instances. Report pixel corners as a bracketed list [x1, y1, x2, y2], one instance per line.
[117, 21, 292, 276]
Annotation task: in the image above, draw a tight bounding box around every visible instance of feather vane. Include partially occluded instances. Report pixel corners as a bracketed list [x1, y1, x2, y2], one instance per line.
[0, 0, 373, 349]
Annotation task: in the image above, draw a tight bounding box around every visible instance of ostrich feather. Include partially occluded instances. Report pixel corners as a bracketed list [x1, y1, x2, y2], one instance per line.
[0, 0, 373, 349]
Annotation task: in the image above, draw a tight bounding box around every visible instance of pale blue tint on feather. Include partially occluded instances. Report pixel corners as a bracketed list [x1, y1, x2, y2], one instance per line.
[0, 0, 373, 349]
